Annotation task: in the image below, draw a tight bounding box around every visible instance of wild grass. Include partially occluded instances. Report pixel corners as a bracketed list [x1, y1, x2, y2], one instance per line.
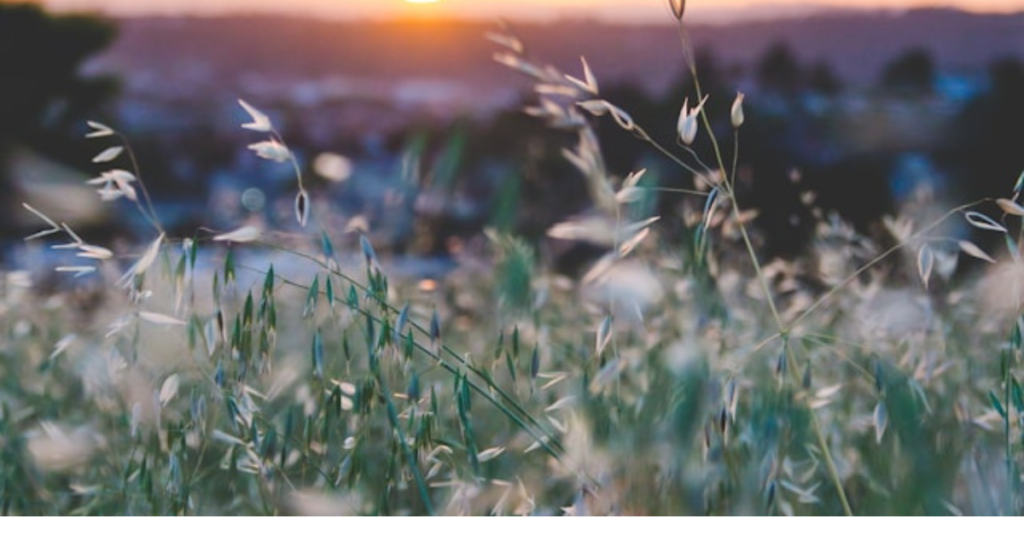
[1, 1, 1023, 515]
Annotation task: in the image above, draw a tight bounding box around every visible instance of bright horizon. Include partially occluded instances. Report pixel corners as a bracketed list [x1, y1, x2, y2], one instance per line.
[33, 0, 1024, 22]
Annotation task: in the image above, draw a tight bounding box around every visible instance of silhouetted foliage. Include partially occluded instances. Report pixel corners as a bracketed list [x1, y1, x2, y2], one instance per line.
[806, 61, 843, 96]
[880, 48, 936, 95]
[756, 43, 803, 95]
[0, 3, 117, 228]
[943, 57, 1024, 222]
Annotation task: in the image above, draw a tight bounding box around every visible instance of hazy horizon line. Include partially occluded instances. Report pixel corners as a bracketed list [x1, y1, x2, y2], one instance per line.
[42, 3, 1024, 26]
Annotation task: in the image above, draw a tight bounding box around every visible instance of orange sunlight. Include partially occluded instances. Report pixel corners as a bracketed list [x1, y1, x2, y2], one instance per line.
[37, 0, 1024, 21]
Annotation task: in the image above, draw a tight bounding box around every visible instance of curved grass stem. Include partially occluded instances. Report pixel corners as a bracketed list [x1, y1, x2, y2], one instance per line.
[676, 18, 850, 514]
[117, 133, 165, 236]
[377, 370, 436, 515]
[785, 338, 854, 516]
[241, 253, 566, 461]
[786, 199, 991, 331]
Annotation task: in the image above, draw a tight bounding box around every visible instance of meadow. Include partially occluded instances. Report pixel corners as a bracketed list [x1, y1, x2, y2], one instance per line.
[1, 1, 1022, 516]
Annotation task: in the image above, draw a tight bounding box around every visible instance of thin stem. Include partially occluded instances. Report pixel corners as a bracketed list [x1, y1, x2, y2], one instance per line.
[271, 128, 305, 192]
[263, 245, 566, 454]
[1004, 340, 1018, 515]
[786, 339, 854, 516]
[378, 369, 436, 515]
[678, 17, 849, 514]
[731, 129, 740, 190]
[672, 21, 784, 330]
[726, 188, 784, 329]
[633, 126, 700, 175]
[245, 259, 565, 460]
[676, 24, 729, 192]
[1005, 361, 1013, 515]
[809, 395, 854, 515]
[117, 133, 165, 236]
[634, 126, 718, 191]
[674, 138, 717, 176]
[786, 199, 990, 331]
[642, 186, 710, 197]
[796, 333, 877, 380]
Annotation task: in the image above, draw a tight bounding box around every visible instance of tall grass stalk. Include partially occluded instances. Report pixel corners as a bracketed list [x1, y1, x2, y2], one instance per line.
[6, 3, 1024, 516]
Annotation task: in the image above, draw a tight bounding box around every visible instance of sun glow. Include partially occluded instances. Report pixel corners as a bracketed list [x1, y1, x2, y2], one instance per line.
[37, 0, 1024, 22]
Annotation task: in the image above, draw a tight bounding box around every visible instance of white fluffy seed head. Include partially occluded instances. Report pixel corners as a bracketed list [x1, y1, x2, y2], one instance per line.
[676, 95, 708, 145]
[731, 92, 745, 129]
[213, 225, 262, 244]
[238, 99, 273, 132]
[248, 140, 290, 163]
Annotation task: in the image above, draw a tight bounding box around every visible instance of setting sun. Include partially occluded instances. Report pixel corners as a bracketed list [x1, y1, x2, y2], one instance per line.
[35, 0, 1024, 21]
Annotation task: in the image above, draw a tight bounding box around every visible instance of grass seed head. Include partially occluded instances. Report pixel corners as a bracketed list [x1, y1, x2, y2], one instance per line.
[731, 92, 746, 128]
[668, 0, 686, 21]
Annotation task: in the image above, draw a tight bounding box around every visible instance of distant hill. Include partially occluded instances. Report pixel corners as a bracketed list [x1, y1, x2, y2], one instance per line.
[89, 8, 1024, 107]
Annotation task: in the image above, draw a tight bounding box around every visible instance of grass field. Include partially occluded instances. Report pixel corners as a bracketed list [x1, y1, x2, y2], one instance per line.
[1, 3, 1022, 516]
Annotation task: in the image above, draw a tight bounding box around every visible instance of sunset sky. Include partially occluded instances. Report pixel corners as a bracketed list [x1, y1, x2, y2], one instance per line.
[35, 0, 1024, 22]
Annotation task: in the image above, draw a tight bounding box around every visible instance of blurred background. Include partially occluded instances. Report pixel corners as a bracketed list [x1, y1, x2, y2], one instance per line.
[1, 0, 1023, 270]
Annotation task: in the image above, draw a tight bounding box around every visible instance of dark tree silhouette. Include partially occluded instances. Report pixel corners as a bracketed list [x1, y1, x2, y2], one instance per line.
[943, 57, 1024, 204]
[880, 48, 935, 95]
[756, 42, 803, 95]
[0, 3, 118, 230]
[806, 61, 843, 96]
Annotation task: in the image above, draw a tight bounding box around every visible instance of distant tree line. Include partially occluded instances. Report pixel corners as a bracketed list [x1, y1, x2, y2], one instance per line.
[0, 3, 117, 231]
[2, 2, 1022, 269]
[470, 40, 1024, 260]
